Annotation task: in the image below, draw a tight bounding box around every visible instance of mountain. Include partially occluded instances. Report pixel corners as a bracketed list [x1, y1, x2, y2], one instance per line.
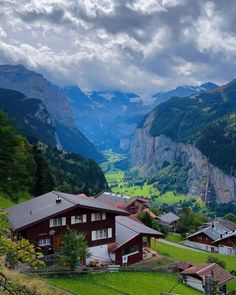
[57, 86, 151, 152]
[0, 88, 58, 147]
[0, 64, 104, 162]
[131, 80, 236, 203]
[153, 82, 218, 104]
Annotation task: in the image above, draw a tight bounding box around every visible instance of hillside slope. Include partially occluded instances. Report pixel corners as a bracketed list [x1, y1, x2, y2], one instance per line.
[0, 65, 104, 162]
[0, 88, 58, 147]
[0, 110, 108, 201]
[131, 80, 236, 203]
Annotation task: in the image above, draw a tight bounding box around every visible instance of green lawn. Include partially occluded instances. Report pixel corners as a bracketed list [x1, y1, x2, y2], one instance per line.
[0, 194, 29, 209]
[48, 272, 202, 295]
[166, 233, 182, 243]
[154, 192, 188, 205]
[155, 240, 236, 272]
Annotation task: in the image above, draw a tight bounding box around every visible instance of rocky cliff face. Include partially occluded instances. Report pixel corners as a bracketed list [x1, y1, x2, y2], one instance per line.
[130, 111, 236, 203]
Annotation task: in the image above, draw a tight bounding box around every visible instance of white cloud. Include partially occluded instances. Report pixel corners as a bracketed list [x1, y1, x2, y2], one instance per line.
[0, 0, 235, 95]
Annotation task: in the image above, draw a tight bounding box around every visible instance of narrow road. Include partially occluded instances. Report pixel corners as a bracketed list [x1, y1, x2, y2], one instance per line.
[159, 239, 204, 253]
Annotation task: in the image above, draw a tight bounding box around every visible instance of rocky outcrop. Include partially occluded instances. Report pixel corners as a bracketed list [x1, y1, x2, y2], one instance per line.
[130, 111, 236, 203]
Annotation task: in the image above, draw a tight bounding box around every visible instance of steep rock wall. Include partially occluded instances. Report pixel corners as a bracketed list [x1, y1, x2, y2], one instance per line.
[130, 112, 236, 203]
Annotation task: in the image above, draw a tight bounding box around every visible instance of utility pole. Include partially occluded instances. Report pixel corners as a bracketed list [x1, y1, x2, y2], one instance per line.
[205, 275, 213, 295]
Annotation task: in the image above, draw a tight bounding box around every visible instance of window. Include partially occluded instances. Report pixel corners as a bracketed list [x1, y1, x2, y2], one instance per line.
[71, 214, 87, 224]
[49, 217, 66, 227]
[122, 244, 139, 256]
[91, 228, 112, 241]
[39, 238, 51, 246]
[91, 212, 106, 221]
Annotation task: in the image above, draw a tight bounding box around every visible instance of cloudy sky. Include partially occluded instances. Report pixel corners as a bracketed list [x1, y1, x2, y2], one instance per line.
[0, 0, 236, 95]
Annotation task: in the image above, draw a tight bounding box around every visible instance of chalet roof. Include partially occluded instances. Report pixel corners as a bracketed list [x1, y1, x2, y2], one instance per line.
[6, 191, 128, 231]
[156, 212, 179, 224]
[96, 191, 148, 209]
[212, 230, 236, 245]
[111, 216, 163, 252]
[187, 222, 231, 241]
[181, 263, 234, 286]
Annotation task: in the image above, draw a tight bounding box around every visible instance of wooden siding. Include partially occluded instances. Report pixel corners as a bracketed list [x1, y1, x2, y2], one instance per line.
[188, 232, 214, 245]
[114, 235, 143, 265]
[214, 236, 236, 247]
[18, 207, 116, 250]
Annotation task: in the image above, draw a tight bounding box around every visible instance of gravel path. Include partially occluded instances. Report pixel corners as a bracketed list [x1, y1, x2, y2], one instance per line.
[159, 239, 204, 253]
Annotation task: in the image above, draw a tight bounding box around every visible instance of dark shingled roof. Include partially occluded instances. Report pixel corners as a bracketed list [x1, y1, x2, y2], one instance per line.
[96, 191, 149, 209]
[156, 212, 179, 225]
[187, 222, 232, 241]
[6, 191, 129, 231]
[111, 216, 163, 252]
[181, 263, 234, 286]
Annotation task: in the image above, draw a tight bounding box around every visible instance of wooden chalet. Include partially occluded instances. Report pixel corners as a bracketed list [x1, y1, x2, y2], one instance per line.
[6, 191, 162, 266]
[184, 221, 236, 254]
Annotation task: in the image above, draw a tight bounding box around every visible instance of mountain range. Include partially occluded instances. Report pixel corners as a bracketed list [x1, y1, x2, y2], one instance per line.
[0, 65, 104, 163]
[56, 83, 217, 153]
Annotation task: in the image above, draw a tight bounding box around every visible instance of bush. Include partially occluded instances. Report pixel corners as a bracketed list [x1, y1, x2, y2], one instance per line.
[207, 256, 226, 269]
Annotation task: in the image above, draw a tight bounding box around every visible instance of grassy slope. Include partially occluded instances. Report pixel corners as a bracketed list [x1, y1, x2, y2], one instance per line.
[155, 240, 236, 272]
[166, 233, 182, 243]
[48, 272, 201, 295]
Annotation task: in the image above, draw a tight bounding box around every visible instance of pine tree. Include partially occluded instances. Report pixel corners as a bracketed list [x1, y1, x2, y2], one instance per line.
[33, 146, 54, 196]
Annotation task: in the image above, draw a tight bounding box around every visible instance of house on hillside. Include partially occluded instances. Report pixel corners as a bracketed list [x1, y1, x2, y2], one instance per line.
[96, 191, 150, 214]
[183, 220, 236, 254]
[155, 212, 179, 230]
[180, 263, 234, 294]
[6, 191, 162, 266]
[212, 231, 236, 255]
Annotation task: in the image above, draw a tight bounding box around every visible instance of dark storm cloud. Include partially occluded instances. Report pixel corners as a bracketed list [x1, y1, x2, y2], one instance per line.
[0, 0, 236, 95]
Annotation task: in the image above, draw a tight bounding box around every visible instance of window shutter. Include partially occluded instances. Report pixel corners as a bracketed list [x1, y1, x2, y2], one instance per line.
[91, 230, 96, 241]
[91, 213, 95, 221]
[49, 219, 53, 228]
[108, 228, 112, 238]
[102, 212, 106, 220]
[83, 214, 87, 223]
[71, 216, 75, 225]
[62, 217, 66, 226]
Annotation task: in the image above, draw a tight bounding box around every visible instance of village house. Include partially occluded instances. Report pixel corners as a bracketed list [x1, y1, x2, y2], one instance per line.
[155, 212, 179, 230]
[6, 191, 162, 266]
[180, 263, 234, 294]
[96, 191, 150, 214]
[183, 220, 236, 254]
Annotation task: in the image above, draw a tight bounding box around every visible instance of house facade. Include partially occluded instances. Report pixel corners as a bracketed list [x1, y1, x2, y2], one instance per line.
[7, 191, 162, 265]
[183, 221, 236, 255]
[212, 232, 236, 255]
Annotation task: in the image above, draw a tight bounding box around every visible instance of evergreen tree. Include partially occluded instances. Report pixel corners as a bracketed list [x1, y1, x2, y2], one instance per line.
[33, 146, 54, 196]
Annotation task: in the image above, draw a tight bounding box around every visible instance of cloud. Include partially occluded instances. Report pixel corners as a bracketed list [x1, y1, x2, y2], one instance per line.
[0, 0, 236, 95]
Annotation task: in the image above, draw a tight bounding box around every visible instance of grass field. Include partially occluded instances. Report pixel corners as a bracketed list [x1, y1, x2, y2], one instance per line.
[166, 233, 182, 243]
[155, 240, 236, 272]
[48, 272, 202, 295]
[0, 194, 29, 209]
